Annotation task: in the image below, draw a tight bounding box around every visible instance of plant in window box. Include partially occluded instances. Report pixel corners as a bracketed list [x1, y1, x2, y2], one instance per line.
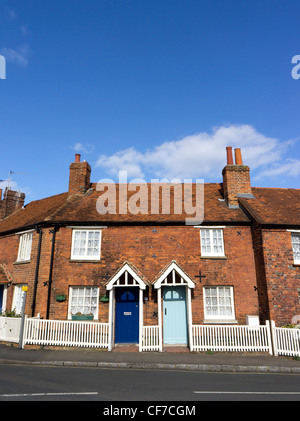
[3, 309, 21, 318]
[71, 312, 94, 321]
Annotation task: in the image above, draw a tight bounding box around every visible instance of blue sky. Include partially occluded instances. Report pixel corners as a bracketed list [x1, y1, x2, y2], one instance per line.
[0, 0, 300, 202]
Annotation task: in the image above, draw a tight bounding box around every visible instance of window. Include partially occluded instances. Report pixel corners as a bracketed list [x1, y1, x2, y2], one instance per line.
[17, 231, 33, 261]
[12, 284, 27, 315]
[68, 286, 99, 319]
[71, 229, 101, 260]
[200, 228, 225, 257]
[292, 233, 300, 264]
[203, 286, 235, 321]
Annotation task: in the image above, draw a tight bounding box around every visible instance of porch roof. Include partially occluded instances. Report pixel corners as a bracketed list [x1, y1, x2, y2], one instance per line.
[153, 260, 195, 289]
[0, 264, 13, 284]
[106, 261, 149, 290]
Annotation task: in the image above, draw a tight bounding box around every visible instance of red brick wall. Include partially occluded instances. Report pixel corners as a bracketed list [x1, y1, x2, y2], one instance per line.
[260, 229, 300, 325]
[250, 222, 270, 323]
[1, 229, 59, 317]
[0, 224, 259, 324]
[0, 230, 39, 315]
[47, 224, 258, 324]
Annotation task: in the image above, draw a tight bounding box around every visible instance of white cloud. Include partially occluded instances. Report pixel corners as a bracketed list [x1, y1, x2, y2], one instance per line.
[257, 159, 300, 178]
[0, 179, 18, 192]
[6, 8, 17, 22]
[21, 25, 28, 36]
[0, 45, 30, 68]
[0, 179, 33, 202]
[72, 142, 95, 155]
[95, 124, 295, 182]
[96, 147, 145, 179]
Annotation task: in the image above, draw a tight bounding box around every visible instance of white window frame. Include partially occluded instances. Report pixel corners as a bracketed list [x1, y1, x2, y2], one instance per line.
[17, 231, 33, 262]
[12, 284, 27, 315]
[68, 286, 99, 320]
[291, 232, 300, 264]
[71, 228, 102, 260]
[203, 286, 235, 321]
[200, 228, 225, 257]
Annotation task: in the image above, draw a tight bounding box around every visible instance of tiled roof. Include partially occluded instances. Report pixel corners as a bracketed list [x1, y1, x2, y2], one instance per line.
[239, 187, 300, 226]
[1, 182, 299, 235]
[0, 192, 68, 234]
[38, 182, 250, 225]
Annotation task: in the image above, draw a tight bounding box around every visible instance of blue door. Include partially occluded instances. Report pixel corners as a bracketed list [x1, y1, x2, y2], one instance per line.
[163, 286, 188, 345]
[115, 287, 139, 343]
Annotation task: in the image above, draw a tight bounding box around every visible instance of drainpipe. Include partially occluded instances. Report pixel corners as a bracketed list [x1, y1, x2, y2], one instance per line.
[46, 226, 59, 319]
[31, 227, 43, 317]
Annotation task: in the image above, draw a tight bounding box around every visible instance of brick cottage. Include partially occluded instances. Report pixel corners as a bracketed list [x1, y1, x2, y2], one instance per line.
[0, 147, 299, 351]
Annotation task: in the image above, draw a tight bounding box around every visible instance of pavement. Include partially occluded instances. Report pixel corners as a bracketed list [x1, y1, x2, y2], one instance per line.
[1, 343, 300, 373]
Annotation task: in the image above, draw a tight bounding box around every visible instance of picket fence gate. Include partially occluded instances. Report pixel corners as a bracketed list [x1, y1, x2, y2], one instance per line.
[270, 321, 300, 357]
[0, 316, 21, 343]
[1, 316, 300, 358]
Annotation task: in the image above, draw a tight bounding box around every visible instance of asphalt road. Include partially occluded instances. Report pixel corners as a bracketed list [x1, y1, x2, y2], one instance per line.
[0, 364, 300, 405]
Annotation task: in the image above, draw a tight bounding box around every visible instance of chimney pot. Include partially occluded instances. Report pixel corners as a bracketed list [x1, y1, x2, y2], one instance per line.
[226, 146, 234, 165]
[75, 154, 81, 163]
[234, 148, 243, 165]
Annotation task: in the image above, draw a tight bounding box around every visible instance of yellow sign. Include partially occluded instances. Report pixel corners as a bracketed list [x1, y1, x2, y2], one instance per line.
[22, 286, 28, 292]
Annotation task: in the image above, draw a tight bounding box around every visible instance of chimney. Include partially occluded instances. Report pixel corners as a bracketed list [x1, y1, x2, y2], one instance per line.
[0, 188, 25, 218]
[222, 147, 252, 207]
[68, 154, 91, 196]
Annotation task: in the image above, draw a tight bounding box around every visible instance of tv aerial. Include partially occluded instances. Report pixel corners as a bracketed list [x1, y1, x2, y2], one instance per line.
[5, 171, 29, 191]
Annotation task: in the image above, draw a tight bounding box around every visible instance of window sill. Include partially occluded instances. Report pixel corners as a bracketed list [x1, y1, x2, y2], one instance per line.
[13, 260, 31, 265]
[69, 259, 101, 263]
[200, 256, 227, 260]
[203, 319, 238, 324]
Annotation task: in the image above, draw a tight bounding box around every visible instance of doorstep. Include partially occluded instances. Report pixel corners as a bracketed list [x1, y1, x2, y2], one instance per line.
[112, 344, 139, 352]
[163, 345, 190, 353]
[111, 344, 190, 353]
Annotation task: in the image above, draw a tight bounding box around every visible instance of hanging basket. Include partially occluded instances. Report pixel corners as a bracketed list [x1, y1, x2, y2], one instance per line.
[55, 294, 67, 302]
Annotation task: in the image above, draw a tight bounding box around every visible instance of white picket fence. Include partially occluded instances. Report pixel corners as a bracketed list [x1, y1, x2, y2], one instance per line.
[191, 323, 273, 354]
[271, 321, 300, 357]
[1, 316, 300, 357]
[24, 318, 109, 349]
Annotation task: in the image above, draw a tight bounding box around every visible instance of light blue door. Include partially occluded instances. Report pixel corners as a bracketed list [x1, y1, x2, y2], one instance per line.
[163, 286, 188, 345]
